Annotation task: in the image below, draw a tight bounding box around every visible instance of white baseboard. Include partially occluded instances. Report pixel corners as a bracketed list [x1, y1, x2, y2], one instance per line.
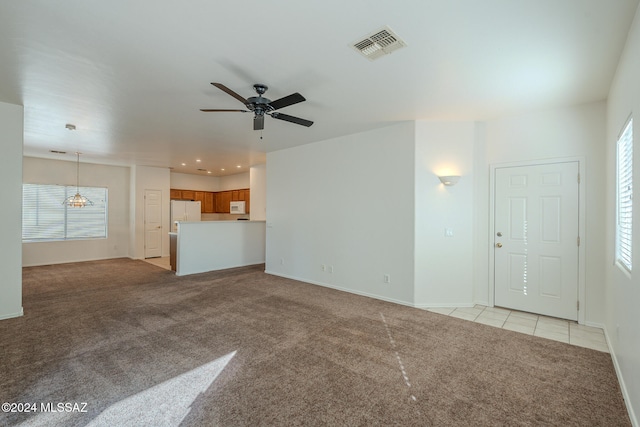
[584, 321, 605, 330]
[264, 270, 414, 308]
[264, 271, 481, 312]
[0, 307, 23, 321]
[23, 255, 130, 267]
[414, 302, 475, 309]
[602, 326, 638, 427]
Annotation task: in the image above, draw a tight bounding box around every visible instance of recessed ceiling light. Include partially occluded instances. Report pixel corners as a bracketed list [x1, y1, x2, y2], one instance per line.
[196, 159, 201, 163]
[221, 168, 225, 171]
[207, 171, 212, 174]
[236, 165, 241, 168]
[181, 163, 186, 166]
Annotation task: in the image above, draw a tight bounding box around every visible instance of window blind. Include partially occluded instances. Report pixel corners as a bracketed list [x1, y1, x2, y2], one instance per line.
[22, 184, 108, 241]
[616, 118, 633, 272]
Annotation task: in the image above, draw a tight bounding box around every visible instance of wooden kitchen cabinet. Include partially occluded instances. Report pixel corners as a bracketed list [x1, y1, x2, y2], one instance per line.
[182, 188, 249, 213]
[220, 191, 232, 213]
[204, 192, 214, 213]
[214, 190, 236, 213]
[181, 190, 195, 200]
[214, 192, 220, 213]
[194, 191, 205, 212]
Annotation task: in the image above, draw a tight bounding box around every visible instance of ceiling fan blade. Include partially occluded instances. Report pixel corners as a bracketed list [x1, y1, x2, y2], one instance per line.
[270, 112, 313, 127]
[269, 93, 306, 111]
[254, 114, 265, 130]
[211, 83, 248, 104]
[200, 109, 248, 112]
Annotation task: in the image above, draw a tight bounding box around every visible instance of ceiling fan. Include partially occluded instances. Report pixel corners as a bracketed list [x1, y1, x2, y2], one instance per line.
[201, 83, 314, 131]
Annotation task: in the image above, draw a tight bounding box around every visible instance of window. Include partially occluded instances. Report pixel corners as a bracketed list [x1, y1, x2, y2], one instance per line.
[616, 118, 633, 272]
[22, 184, 108, 242]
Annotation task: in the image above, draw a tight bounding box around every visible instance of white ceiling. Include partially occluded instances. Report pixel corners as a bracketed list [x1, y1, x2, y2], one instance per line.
[1, 0, 638, 176]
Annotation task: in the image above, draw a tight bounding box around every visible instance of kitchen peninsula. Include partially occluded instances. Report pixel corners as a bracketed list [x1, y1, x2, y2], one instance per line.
[169, 220, 265, 276]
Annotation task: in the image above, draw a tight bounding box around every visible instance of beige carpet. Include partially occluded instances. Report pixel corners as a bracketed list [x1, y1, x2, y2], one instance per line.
[0, 259, 630, 426]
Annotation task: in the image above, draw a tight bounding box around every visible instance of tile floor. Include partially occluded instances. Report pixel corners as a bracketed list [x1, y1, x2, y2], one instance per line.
[427, 305, 609, 353]
[140, 259, 610, 354]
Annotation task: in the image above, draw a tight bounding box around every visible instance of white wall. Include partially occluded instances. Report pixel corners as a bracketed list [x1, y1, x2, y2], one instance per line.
[483, 102, 607, 324]
[169, 171, 250, 192]
[220, 171, 250, 191]
[605, 4, 640, 424]
[22, 157, 130, 266]
[130, 166, 171, 259]
[250, 164, 266, 221]
[266, 122, 416, 305]
[170, 172, 220, 191]
[414, 121, 477, 307]
[0, 102, 23, 320]
[176, 221, 265, 276]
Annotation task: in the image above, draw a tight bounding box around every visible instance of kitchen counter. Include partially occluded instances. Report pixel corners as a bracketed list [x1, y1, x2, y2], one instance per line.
[171, 220, 265, 276]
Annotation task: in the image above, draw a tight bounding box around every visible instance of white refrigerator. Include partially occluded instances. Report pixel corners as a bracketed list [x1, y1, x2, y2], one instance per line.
[171, 200, 201, 231]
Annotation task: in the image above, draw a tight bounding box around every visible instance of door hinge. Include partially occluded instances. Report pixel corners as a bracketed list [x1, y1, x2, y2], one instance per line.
[577, 236, 580, 246]
[577, 173, 581, 184]
[577, 300, 580, 311]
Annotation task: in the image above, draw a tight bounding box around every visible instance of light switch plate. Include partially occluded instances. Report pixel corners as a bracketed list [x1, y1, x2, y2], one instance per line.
[445, 228, 454, 237]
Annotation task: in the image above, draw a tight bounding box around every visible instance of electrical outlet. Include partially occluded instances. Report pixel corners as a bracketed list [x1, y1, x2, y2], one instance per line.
[445, 228, 454, 237]
[384, 274, 391, 284]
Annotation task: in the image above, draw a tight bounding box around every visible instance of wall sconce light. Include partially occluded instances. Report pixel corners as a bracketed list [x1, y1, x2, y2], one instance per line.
[438, 175, 460, 186]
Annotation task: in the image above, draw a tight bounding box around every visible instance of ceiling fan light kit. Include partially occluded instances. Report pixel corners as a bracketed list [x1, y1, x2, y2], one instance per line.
[201, 83, 313, 131]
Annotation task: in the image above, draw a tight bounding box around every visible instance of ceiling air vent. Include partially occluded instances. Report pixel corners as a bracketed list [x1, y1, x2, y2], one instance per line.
[351, 25, 407, 60]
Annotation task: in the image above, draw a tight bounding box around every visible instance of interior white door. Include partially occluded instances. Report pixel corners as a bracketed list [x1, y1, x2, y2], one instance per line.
[494, 162, 579, 320]
[145, 189, 162, 258]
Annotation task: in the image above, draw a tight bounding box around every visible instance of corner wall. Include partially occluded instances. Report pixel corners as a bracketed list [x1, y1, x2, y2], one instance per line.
[0, 102, 23, 320]
[22, 157, 130, 266]
[605, 3, 640, 424]
[483, 102, 607, 324]
[250, 164, 266, 221]
[414, 121, 477, 307]
[130, 165, 171, 259]
[170, 172, 220, 191]
[266, 122, 416, 305]
[220, 172, 250, 191]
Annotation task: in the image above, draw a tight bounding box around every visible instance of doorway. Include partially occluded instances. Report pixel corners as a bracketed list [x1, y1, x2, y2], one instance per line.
[144, 189, 162, 259]
[492, 161, 580, 321]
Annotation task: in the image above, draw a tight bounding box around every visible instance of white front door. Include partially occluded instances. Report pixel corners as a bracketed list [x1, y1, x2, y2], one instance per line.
[494, 162, 579, 320]
[145, 189, 162, 258]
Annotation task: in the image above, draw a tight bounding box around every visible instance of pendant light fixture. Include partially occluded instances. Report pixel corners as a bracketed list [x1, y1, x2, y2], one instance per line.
[64, 151, 93, 208]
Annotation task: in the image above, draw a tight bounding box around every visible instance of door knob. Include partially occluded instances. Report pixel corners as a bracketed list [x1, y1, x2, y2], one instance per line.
[496, 243, 503, 248]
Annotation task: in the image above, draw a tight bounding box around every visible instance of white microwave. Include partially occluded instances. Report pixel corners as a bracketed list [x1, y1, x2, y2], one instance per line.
[230, 201, 246, 214]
